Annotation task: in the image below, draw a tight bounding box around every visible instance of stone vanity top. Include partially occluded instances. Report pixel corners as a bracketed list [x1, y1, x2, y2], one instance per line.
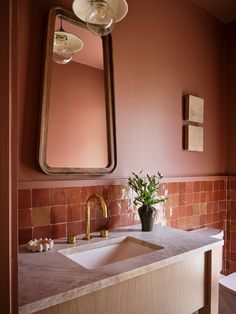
[18, 225, 223, 314]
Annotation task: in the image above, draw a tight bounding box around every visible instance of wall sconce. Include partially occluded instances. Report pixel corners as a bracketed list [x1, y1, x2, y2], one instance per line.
[72, 0, 128, 37]
[53, 19, 84, 65]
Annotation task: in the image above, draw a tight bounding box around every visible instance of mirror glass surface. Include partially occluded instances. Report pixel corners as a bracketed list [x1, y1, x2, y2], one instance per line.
[39, 7, 116, 175]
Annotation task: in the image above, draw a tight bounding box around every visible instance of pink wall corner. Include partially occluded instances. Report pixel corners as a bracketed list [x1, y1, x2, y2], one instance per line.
[226, 20, 236, 174]
[18, 0, 227, 185]
[1, 0, 18, 312]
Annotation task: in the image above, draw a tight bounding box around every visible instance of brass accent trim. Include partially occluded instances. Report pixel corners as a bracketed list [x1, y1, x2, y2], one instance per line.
[84, 194, 108, 240]
[100, 229, 109, 238]
[67, 235, 77, 244]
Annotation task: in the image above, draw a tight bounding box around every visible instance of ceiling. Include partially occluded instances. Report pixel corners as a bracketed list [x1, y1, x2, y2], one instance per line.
[192, 0, 236, 23]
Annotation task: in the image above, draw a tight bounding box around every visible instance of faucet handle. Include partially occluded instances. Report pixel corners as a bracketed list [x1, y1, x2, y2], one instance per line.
[100, 229, 109, 238]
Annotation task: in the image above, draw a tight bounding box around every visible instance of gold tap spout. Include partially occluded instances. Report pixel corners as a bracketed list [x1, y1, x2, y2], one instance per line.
[84, 194, 107, 240]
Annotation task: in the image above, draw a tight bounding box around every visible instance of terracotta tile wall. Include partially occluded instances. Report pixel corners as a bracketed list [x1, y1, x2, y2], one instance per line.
[18, 179, 228, 271]
[227, 179, 236, 274]
[18, 185, 134, 244]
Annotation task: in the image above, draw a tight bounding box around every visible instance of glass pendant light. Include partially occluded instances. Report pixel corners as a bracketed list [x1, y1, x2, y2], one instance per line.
[72, 0, 128, 37]
[53, 18, 83, 65]
[53, 32, 73, 64]
[85, 0, 115, 37]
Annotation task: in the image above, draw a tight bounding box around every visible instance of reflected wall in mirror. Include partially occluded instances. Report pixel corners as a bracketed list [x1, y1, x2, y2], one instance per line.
[39, 7, 116, 175]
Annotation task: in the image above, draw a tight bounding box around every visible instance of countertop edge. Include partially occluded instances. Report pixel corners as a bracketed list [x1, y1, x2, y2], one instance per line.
[19, 239, 223, 314]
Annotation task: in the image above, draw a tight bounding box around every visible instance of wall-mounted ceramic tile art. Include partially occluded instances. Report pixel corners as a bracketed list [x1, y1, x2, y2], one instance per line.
[185, 95, 204, 124]
[184, 125, 204, 152]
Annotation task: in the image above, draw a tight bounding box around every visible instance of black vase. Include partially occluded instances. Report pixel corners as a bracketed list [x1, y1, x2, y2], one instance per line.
[138, 205, 156, 231]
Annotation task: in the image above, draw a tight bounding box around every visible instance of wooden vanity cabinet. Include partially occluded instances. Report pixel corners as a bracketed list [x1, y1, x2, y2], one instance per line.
[35, 247, 220, 314]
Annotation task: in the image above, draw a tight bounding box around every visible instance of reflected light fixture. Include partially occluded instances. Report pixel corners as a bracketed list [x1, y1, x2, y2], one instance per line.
[53, 18, 84, 65]
[72, 0, 128, 37]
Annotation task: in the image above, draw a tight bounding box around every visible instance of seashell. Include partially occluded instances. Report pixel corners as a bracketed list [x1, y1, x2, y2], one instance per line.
[27, 245, 32, 251]
[48, 239, 54, 249]
[31, 245, 37, 252]
[43, 243, 49, 251]
[27, 238, 54, 252]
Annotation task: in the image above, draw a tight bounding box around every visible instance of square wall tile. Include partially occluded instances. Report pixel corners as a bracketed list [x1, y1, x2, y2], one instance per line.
[200, 182, 206, 192]
[95, 217, 108, 231]
[50, 188, 67, 205]
[67, 204, 82, 222]
[18, 209, 32, 229]
[185, 182, 194, 193]
[32, 189, 50, 207]
[192, 204, 200, 215]
[231, 232, 236, 242]
[200, 192, 206, 203]
[170, 219, 179, 228]
[194, 181, 201, 192]
[213, 181, 219, 191]
[67, 222, 82, 236]
[219, 181, 226, 190]
[67, 188, 82, 204]
[179, 217, 186, 229]
[50, 206, 66, 224]
[205, 181, 213, 192]
[168, 183, 179, 194]
[32, 207, 50, 226]
[230, 181, 236, 190]
[18, 189, 31, 209]
[170, 195, 179, 207]
[51, 223, 67, 239]
[107, 200, 122, 216]
[231, 222, 236, 231]
[186, 216, 193, 229]
[107, 215, 120, 229]
[200, 214, 207, 225]
[108, 185, 122, 200]
[19, 228, 32, 245]
[33, 225, 51, 239]
[192, 215, 200, 227]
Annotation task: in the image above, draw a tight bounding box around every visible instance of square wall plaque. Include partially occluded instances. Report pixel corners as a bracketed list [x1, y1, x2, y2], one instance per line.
[185, 95, 204, 124]
[184, 125, 203, 152]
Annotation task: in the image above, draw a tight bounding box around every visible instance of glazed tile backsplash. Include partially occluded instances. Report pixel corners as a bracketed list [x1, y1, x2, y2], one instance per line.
[18, 185, 133, 244]
[227, 179, 236, 274]
[18, 179, 230, 272]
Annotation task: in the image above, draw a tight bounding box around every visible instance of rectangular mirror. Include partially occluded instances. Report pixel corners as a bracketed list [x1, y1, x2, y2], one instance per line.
[39, 7, 116, 175]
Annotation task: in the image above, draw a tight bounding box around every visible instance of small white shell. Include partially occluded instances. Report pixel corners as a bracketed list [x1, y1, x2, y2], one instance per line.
[49, 240, 54, 249]
[43, 243, 49, 251]
[26, 238, 54, 253]
[35, 243, 43, 252]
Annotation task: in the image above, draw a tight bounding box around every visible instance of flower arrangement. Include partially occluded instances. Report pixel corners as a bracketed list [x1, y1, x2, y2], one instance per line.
[128, 171, 168, 209]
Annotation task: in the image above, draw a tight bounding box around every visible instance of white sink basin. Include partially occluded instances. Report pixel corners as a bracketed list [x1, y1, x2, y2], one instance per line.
[59, 236, 163, 269]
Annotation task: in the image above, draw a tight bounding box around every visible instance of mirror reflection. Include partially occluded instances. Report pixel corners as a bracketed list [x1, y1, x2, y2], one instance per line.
[39, 7, 116, 175]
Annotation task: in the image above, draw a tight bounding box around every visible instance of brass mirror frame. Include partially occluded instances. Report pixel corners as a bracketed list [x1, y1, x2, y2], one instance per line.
[39, 7, 117, 175]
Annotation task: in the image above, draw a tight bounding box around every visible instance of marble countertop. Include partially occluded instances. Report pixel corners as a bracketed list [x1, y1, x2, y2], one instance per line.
[18, 225, 223, 314]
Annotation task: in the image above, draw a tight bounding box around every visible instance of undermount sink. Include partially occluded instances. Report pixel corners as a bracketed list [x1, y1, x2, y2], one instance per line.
[59, 236, 163, 269]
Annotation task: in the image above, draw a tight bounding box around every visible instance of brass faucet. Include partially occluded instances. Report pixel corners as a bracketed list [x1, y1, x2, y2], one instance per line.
[84, 194, 108, 240]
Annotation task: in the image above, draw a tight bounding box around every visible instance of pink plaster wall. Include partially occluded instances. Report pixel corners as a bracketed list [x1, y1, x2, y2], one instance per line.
[18, 0, 227, 184]
[47, 61, 108, 168]
[226, 20, 236, 174]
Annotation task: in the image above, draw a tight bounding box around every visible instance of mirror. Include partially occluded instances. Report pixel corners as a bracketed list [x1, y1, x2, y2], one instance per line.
[39, 7, 116, 175]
